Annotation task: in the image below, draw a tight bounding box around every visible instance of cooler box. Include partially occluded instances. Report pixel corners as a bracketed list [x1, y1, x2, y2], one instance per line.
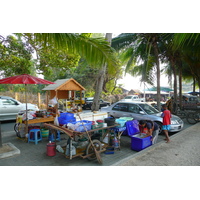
[131, 134, 152, 151]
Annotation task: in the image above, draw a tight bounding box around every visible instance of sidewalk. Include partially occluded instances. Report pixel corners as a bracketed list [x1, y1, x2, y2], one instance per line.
[114, 122, 200, 166]
[0, 116, 199, 166]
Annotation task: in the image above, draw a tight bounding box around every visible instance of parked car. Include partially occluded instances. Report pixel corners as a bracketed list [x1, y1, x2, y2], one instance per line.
[121, 95, 145, 102]
[0, 96, 39, 121]
[101, 101, 184, 133]
[82, 97, 111, 110]
[178, 95, 200, 110]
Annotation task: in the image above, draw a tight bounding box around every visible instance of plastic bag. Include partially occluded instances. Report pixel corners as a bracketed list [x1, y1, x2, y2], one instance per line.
[50, 96, 58, 105]
[54, 116, 59, 126]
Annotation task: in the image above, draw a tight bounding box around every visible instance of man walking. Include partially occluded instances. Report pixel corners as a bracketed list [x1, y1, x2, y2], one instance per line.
[161, 104, 172, 143]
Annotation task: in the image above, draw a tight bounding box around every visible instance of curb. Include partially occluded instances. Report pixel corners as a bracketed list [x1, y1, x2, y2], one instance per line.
[0, 142, 20, 159]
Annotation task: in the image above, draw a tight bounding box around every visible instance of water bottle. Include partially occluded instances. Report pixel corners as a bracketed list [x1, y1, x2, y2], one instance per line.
[113, 135, 119, 149]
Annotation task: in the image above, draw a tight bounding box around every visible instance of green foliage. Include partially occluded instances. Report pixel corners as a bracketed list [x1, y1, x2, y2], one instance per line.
[0, 35, 34, 77]
[36, 46, 80, 81]
[34, 33, 118, 69]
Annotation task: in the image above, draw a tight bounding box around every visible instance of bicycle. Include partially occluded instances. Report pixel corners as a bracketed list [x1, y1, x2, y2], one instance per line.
[186, 110, 200, 124]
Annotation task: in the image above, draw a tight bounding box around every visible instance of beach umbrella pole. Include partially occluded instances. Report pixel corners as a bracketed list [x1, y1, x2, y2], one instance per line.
[25, 84, 28, 135]
[0, 121, 2, 147]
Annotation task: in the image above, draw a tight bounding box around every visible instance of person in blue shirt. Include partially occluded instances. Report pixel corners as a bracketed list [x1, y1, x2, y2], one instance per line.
[139, 120, 159, 144]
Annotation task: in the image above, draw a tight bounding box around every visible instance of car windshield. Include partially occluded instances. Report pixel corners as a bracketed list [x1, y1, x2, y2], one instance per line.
[86, 98, 93, 101]
[125, 96, 132, 99]
[138, 103, 160, 114]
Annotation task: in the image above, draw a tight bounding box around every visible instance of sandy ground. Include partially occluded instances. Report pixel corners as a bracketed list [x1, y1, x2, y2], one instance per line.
[117, 122, 200, 166]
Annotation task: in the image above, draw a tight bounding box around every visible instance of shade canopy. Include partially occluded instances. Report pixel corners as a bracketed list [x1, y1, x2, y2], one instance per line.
[145, 86, 173, 92]
[0, 74, 55, 85]
[0, 74, 55, 137]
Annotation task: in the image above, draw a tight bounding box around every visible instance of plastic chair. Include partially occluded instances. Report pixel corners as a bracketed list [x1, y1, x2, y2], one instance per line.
[48, 131, 61, 142]
[28, 129, 42, 145]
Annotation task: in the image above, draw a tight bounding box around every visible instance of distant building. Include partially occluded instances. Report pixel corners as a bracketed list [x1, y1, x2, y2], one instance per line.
[128, 89, 142, 95]
[120, 87, 129, 94]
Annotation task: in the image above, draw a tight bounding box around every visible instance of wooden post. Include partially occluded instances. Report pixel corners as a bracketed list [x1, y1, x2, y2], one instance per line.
[38, 93, 41, 109]
[46, 91, 49, 110]
[80, 90, 82, 111]
[15, 92, 18, 100]
[0, 121, 2, 148]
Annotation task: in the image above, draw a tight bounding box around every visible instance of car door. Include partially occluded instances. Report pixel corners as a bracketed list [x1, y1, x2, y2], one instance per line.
[110, 103, 129, 118]
[127, 103, 146, 120]
[0, 98, 22, 120]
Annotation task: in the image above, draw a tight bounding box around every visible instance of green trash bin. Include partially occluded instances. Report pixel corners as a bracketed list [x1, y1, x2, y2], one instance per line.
[41, 128, 49, 138]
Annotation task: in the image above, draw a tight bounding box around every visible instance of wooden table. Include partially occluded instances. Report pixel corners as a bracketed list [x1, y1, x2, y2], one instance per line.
[22, 116, 54, 124]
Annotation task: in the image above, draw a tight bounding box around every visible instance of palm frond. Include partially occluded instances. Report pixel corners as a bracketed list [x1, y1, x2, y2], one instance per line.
[111, 33, 137, 50]
[33, 33, 118, 68]
[173, 33, 200, 49]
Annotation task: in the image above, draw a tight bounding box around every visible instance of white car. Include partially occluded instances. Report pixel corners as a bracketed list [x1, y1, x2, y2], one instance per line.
[101, 101, 184, 133]
[121, 95, 145, 102]
[0, 96, 39, 121]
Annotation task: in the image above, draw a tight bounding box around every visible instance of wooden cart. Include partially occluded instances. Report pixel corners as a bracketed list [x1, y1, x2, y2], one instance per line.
[44, 123, 119, 163]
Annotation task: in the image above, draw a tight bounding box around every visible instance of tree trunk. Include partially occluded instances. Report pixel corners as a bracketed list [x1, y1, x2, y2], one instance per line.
[91, 33, 112, 111]
[193, 77, 196, 92]
[179, 66, 182, 109]
[152, 37, 161, 111]
[171, 61, 178, 114]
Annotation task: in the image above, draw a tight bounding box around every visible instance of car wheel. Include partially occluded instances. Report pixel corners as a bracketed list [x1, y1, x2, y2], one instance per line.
[155, 121, 163, 134]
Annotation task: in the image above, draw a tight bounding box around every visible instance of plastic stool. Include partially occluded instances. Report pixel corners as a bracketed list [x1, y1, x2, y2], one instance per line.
[48, 131, 61, 142]
[28, 129, 42, 145]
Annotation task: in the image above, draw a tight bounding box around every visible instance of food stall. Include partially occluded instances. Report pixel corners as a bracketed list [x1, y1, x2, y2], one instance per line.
[42, 78, 86, 112]
[14, 78, 86, 138]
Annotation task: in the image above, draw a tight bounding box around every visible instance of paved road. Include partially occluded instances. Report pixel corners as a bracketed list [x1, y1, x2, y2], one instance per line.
[0, 114, 192, 166]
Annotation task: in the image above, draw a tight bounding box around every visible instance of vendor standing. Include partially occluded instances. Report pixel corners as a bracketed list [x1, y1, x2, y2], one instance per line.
[139, 120, 159, 144]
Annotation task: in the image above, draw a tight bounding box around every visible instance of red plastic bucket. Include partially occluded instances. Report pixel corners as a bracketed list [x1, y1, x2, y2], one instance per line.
[46, 142, 56, 156]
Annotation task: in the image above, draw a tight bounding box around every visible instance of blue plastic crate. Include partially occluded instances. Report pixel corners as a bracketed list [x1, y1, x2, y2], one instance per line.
[58, 117, 76, 125]
[72, 120, 92, 132]
[115, 119, 126, 127]
[59, 112, 74, 118]
[131, 134, 152, 151]
[58, 112, 76, 125]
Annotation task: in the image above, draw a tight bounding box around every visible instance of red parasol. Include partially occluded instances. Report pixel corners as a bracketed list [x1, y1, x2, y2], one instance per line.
[0, 74, 54, 84]
[0, 74, 55, 135]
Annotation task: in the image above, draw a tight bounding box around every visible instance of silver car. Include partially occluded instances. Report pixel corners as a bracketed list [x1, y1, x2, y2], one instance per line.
[101, 101, 184, 133]
[0, 96, 39, 121]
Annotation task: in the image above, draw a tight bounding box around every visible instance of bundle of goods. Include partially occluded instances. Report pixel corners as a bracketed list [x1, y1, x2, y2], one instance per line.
[21, 110, 37, 120]
[67, 120, 92, 132]
[58, 112, 76, 126]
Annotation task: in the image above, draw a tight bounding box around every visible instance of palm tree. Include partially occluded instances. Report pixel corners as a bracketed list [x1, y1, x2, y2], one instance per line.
[33, 33, 118, 69]
[112, 33, 163, 110]
[91, 33, 113, 111]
